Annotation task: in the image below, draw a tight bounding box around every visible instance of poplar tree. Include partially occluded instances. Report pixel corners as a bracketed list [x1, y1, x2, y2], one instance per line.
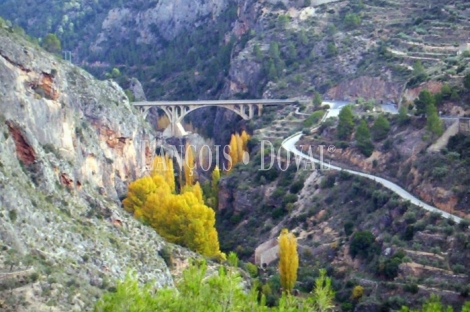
[229, 135, 239, 170]
[211, 166, 221, 208]
[184, 144, 195, 186]
[278, 229, 298, 294]
[123, 175, 224, 258]
[151, 155, 175, 192]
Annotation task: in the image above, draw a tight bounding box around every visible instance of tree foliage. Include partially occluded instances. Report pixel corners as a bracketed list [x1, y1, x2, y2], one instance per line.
[211, 166, 221, 208]
[41, 33, 61, 54]
[228, 131, 250, 172]
[313, 92, 322, 107]
[123, 157, 223, 258]
[184, 144, 196, 186]
[344, 12, 361, 29]
[399, 294, 464, 312]
[311, 269, 335, 312]
[371, 114, 390, 141]
[414, 90, 434, 115]
[278, 229, 298, 294]
[351, 285, 364, 300]
[94, 257, 337, 312]
[464, 73, 470, 90]
[398, 105, 410, 125]
[350, 230, 376, 259]
[426, 103, 443, 137]
[151, 155, 175, 192]
[355, 120, 374, 157]
[337, 105, 355, 140]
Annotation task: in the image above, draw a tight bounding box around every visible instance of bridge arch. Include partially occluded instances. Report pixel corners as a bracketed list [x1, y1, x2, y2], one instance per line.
[134, 99, 307, 137]
[158, 103, 259, 124]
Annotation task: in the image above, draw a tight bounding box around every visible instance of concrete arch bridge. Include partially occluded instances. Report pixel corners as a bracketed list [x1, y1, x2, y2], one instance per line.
[133, 99, 308, 137]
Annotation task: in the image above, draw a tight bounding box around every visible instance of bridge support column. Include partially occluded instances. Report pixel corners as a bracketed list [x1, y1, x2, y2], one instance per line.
[159, 105, 188, 137]
[140, 106, 151, 120]
[248, 104, 254, 119]
[257, 104, 263, 116]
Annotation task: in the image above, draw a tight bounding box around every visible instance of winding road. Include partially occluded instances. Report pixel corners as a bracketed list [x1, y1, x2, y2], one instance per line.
[281, 132, 463, 223]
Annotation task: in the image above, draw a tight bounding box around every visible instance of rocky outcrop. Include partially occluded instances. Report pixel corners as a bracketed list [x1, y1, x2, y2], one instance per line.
[403, 81, 444, 103]
[0, 29, 194, 311]
[97, 0, 227, 46]
[129, 78, 147, 101]
[326, 75, 402, 103]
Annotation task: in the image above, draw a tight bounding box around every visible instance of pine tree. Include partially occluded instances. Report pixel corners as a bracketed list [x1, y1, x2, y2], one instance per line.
[371, 114, 390, 141]
[426, 103, 443, 136]
[337, 105, 355, 140]
[313, 92, 322, 107]
[278, 229, 298, 294]
[356, 120, 374, 157]
[398, 105, 409, 125]
[415, 90, 434, 116]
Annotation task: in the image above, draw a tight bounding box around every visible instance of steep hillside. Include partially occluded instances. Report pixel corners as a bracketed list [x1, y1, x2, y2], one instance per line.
[0, 27, 198, 311]
[214, 107, 470, 311]
[1, 0, 469, 105]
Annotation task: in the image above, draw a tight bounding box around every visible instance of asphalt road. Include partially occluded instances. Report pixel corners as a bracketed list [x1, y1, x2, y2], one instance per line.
[282, 132, 463, 223]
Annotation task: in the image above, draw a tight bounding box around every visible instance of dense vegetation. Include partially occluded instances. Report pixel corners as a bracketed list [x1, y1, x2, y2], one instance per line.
[94, 253, 336, 312]
[123, 154, 224, 259]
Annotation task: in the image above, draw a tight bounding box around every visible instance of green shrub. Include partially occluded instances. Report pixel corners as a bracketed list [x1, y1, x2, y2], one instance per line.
[303, 110, 325, 127]
[344, 221, 354, 236]
[350, 231, 376, 259]
[403, 283, 419, 294]
[289, 180, 304, 194]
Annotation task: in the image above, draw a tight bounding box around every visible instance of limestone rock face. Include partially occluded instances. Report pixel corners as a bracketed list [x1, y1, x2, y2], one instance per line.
[97, 0, 227, 45]
[130, 78, 147, 101]
[326, 75, 402, 103]
[0, 29, 184, 311]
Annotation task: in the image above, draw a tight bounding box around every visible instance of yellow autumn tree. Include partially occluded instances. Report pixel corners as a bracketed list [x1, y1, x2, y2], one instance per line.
[122, 174, 224, 258]
[241, 130, 250, 151]
[278, 229, 299, 294]
[151, 155, 175, 192]
[122, 176, 158, 217]
[226, 131, 251, 172]
[182, 182, 204, 205]
[236, 133, 244, 162]
[184, 144, 195, 186]
[228, 134, 238, 171]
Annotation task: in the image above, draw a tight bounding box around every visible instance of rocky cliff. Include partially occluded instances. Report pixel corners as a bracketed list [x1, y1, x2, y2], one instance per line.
[0, 28, 190, 311]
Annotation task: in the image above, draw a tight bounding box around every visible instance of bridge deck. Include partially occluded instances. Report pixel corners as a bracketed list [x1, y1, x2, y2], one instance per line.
[133, 99, 307, 106]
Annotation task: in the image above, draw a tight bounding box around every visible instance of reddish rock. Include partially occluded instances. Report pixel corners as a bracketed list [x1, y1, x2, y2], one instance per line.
[7, 122, 36, 165]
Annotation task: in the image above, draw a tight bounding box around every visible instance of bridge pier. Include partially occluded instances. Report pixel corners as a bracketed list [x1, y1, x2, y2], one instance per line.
[257, 104, 263, 116]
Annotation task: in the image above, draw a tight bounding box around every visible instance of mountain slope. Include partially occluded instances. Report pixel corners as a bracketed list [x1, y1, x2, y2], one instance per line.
[0, 27, 189, 311]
